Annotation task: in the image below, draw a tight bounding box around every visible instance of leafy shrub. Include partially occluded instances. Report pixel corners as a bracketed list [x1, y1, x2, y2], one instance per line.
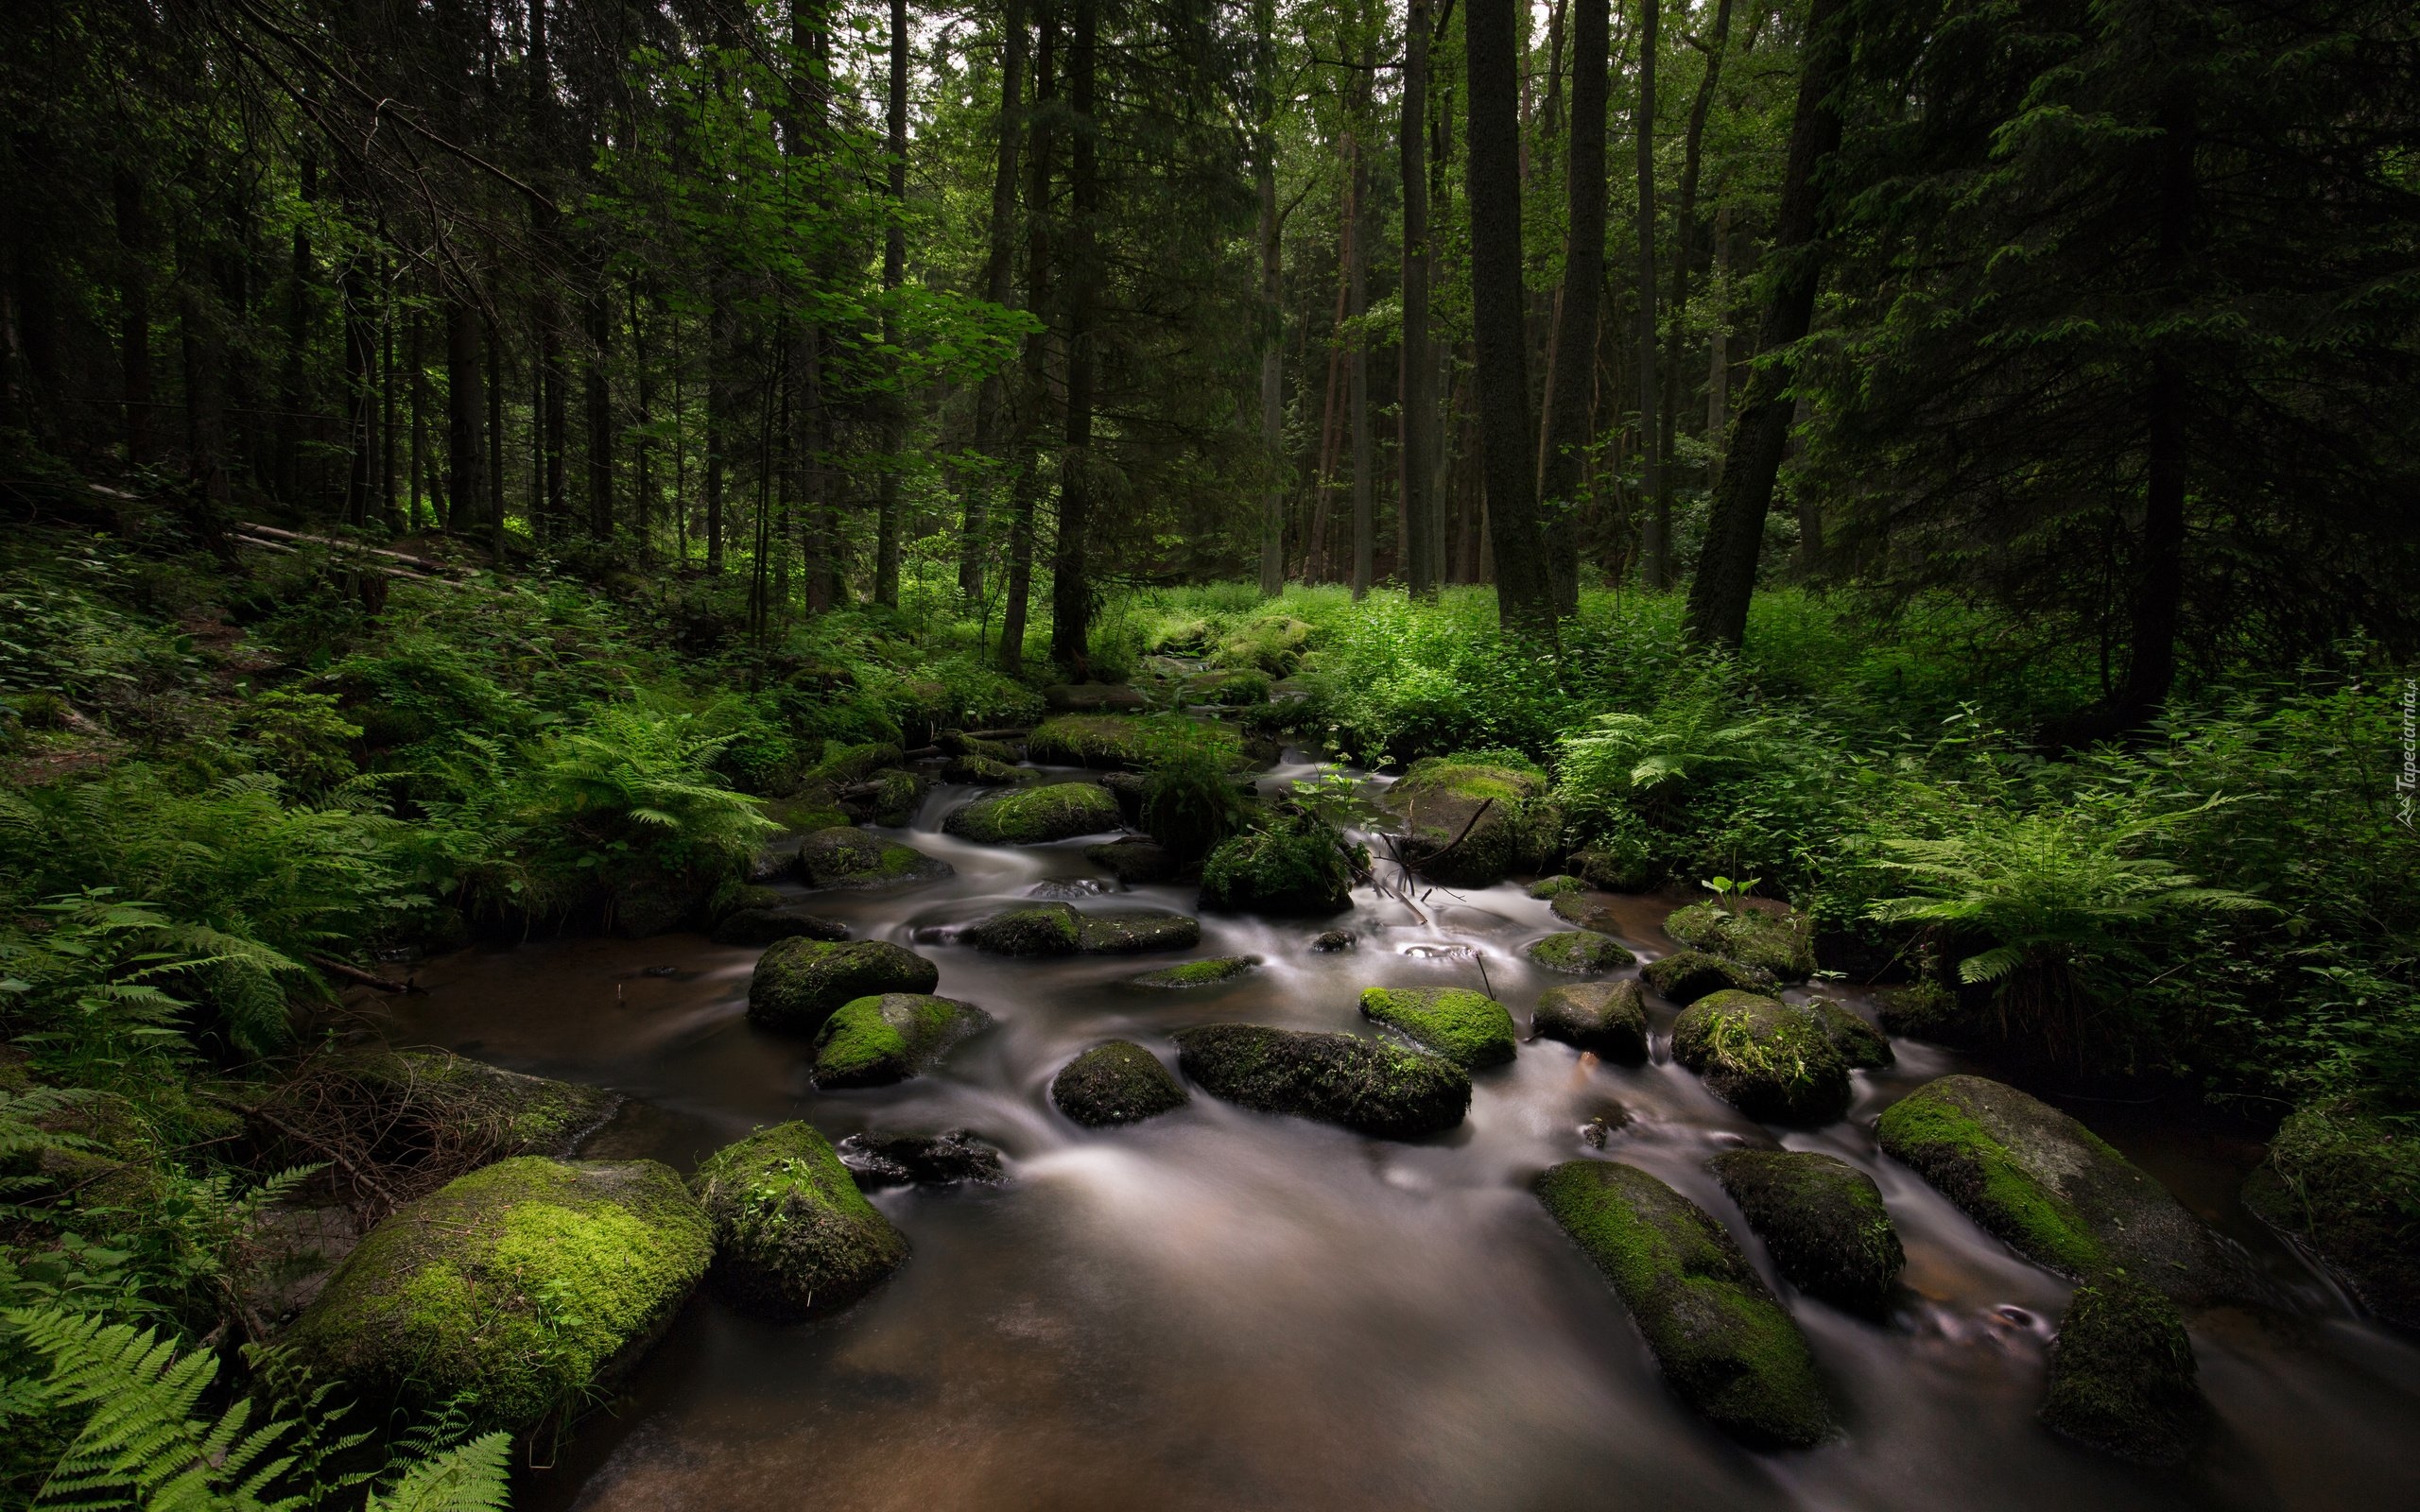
[242, 690, 361, 796]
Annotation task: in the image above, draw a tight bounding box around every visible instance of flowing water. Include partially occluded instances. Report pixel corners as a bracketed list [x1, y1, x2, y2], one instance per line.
[378, 754, 2420, 1512]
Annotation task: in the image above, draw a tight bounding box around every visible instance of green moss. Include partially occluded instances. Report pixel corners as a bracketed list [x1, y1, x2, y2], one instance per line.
[1214, 615, 1313, 675]
[1172, 1024, 1470, 1138]
[336, 1047, 618, 1158]
[1525, 931, 1636, 974]
[289, 1158, 712, 1431]
[809, 741, 906, 787]
[943, 753, 1029, 785]
[1189, 668, 1273, 705]
[1664, 901, 1817, 982]
[1808, 999, 1894, 1070]
[792, 825, 952, 890]
[964, 902, 1084, 955]
[1531, 981, 1649, 1061]
[1130, 954, 1260, 988]
[808, 993, 991, 1087]
[1709, 1148, 1904, 1316]
[1528, 874, 1587, 899]
[1051, 1040, 1190, 1125]
[1380, 758, 1557, 886]
[1533, 1160, 1831, 1447]
[1875, 1078, 2110, 1279]
[1641, 949, 1778, 1004]
[943, 781, 1123, 844]
[692, 1122, 908, 1320]
[1359, 987, 1518, 1069]
[747, 938, 941, 1033]
[2040, 1274, 2206, 1466]
[2242, 1098, 2420, 1328]
[1076, 909, 1201, 954]
[1548, 891, 1629, 935]
[851, 768, 926, 826]
[1199, 820, 1357, 916]
[939, 730, 1019, 764]
[1026, 713, 1242, 770]
[1670, 991, 1853, 1125]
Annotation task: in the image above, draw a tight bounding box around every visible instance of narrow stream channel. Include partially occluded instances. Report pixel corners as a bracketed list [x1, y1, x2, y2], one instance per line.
[378, 754, 2420, 1512]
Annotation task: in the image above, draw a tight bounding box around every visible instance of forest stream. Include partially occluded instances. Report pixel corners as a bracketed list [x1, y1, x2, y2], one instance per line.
[368, 754, 2420, 1512]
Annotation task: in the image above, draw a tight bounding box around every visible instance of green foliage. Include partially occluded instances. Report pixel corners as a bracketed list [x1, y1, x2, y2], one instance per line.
[1138, 727, 1256, 863]
[240, 693, 361, 799]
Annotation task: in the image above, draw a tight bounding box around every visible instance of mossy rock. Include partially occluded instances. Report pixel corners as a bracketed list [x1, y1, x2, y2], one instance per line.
[1172, 1024, 1470, 1139]
[1641, 949, 1779, 1004]
[747, 938, 941, 1034]
[2040, 1274, 2208, 1466]
[793, 826, 954, 891]
[963, 902, 1084, 956]
[943, 753, 1030, 786]
[939, 730, 1018, 764]
[691, 1122, 908, 1321]
[1026, 713, 1153, 767]
[1145, 617, 1215, 656]
[1807, 999, 1894, 1069]
[1670, 991, 1853, 1125]
[1379, 758, 1556, 887]
[288, 1158, 712, 1431]
[943, 782, 1124, 844]
[1664, 901, 1817, 982]
[1077, 909, 1201, 954]
[1087, 836, 1175, 884]
[1051, 1040, 1191, 1126]
[1532, 981, 1649, 1061]
[1526, 931, 1636, 974]
[1130, 955, 1259, 988]
[1213, 615, 1314, 675]
[714, 883, 785, 919]
[809, 742, 906, 787]
[1570, 842, 1658, 893]
[1187, 668, 1273, 706]
[1359, 987, 1517, 1069]
[840, 768, 928, 826]
[837, 1128, 1007, 1188]
[1042, 682, 1150, 713]
[1533, 1160, 1831, 1447]
[964, 902, 1201, 956]
[1875, 980, 1983, 1043]
[1199, 823, 1356, 916]
[808, 993, 992, 1089]
[2242, 1098, 2420, 1329]
[710, 907, 851, 947]
[1709, 1148, 1903, 1317]
[1875, 1075, 2245, 1301]
[1097, 769, 1149, 822]
[1309, 929, 1357, 953]
[763, 795, 851, 836]
[330, 1047, 619, 1159]
[1549, 891, 1630, 936]
[1528, 874, 1587, 900]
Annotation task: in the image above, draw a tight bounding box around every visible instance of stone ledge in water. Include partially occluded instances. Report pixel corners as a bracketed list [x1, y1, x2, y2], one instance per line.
[711, 906, 851, 947]
[693, 1122, 908, 1321]
[2041, 1274, 2208, 1466]
[838, 769, 928, 827]
[1876, 1074, 2247, 1302]
[809, 993, 992, 1088]
[964, 902, 1201, 956]
[297, 1046, 620, 1161]
[1527, 874, 1587, 900]
[1532, 981, 1648, 1062]
[939, 730, 1020, 765]
[1377, 757, 1555, 887]
[1052, 1040, 1191, 1126]
[1807, 999, 1894, 1069]
[1359, 987, 1516, 1069]
[838, 1128, 1007, 1189]
[748, 938, 941, 1035]
[1087, 836, 1175, 884]
[1709, 1147, 1904, 1317]
[287, 1157, 712, 1432]
[943, 782, 1124, 844]
[1533, 1160, 1832, 1448]
[1173, 1024, 1470, 1139]
[1664, 901, 1817, 982]
[2242, 1097, 2420, 1329]
[1641, 949, 1778, 1004]
[942, 753, 1031, 786]
[1079, 909, 1203, 954]
[1549, 890, 1632, 936]
[793, 826, 954, 891]
[1130, 955, 1259, 988]
[1525, 931, 1636, 974]
[1671, 991, 1852, 1125]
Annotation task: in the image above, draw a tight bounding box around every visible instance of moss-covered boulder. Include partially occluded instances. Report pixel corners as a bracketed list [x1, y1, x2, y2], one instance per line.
[808, 993, 992, 1088]
[321, 1047, 618, 1159]
[1528, 874, 1587, 900]
[944, 782, 1123, 844]
[939, 730, 1019, 764]
[1874, 980, 1985, 1044]
[763, 794, 852, 835]
[2040, 1275, 2207, 1466]
[1087, 836, 1175, 884]
[1526, 931, 1636, 974]
[1027, 714, 1151, 767]
[1807, 999, 1894, 1069]
[1051, 1040, 1190, 1126]
[963, 902, 1201, 955]
[809, 742, 907, 787]
[1130, 955, 1259, 988]
[793, 826, 953, 891]
[747, 938, 941, 1034]
[1214, 615, 1313, 675]
[942, 753, 1030, 786]
[963, 902, 1084, 955]
[691, 1123, 908, 1320]
[1359, 987, 1517, 1069]
[1172, 1024, 1470, 1139]
[1532, 981, 1649, 1061]
[1534, 1160, 1831, 1447]
[1199, 822, 1357, 916]
[1670, 991, 1853, 1125]
[711, 906, 851, 947]
[1876, 1075, 2244, 1301]
[288, 1158, 712, 1431]
[1379, 756, 1556, 887]
[837, 1128, 1006, 1187]
[838, 768, 927, 827]
[1709, 1148, 1903, 1317]
[1079, 909, 1201, 954]
[2242, 1098, 2420, 1329]
[1641, 949, 1779, 1004]
[1549, 891, 1631, 936]
[1664, 901, 1817, 982]
[1187, 668, 1273, 706]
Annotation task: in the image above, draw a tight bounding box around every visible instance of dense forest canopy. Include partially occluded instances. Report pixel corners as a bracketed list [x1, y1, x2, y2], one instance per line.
[2, 0, 2418, 1505]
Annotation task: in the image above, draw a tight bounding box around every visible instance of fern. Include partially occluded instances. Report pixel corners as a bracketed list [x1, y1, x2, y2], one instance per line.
[362, 1434, 510, 1512]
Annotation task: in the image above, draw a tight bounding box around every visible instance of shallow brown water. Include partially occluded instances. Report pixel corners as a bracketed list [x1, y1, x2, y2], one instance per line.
[381, 754, 2420, 1512]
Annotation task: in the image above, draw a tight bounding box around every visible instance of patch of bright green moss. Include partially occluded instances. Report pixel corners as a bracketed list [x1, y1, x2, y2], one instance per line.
[1051, 1040, 1190, 1125]
[692, 1122, 907, 1319]
[1875, 1082, 2109, 1278]
[943, 782, 1123, 844]
[1359, 987, 1517, 1069]
[747, 938, 941, 1033]
[1130, 954, 1260, 988]
[1670, 991, 1853, 1124]
[1527, 874, 1586, 900]
[1525, 930, 1635, 974]
[809, 993, 991, 1088]
[2244, 1098, 2420, 1328]
[1199, 821, 1357, 915]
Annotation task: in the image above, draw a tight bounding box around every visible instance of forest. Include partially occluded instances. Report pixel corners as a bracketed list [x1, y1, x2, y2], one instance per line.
[1, 0, 2416, 1506]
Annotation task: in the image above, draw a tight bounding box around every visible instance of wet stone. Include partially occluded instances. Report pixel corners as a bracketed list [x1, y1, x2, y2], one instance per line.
[837, 1128, 1007, 1189]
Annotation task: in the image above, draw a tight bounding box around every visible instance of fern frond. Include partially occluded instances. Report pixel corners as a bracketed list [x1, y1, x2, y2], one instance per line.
[364, 1432, 513, 1512]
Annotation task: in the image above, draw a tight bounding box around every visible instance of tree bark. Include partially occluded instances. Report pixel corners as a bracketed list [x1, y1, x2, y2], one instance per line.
[446, 296, 485, 539]
[1400, 0, 1436, 599]
[1539, 0, 1608, 618]
[585, 284, 613, 540]
[1684, 0, 1850, 647]
[1048, 0, 1099, 675]
[874, 0, 909, 607]
[1662, 0, 1732, 521]
[1347, 70, 1374, 599]
[967, 0, 1028, 603]
[1464, 0, 1560, 639]
[1255, 0, 1286, 597]
[1001, 3, 1058, 674]
[1634, 0, 1665, 588]
[113, 167, 151, 468]
[1705, 204, 1729, 487]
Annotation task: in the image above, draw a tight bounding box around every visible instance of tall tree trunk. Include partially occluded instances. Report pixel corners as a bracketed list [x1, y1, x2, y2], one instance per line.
[631, 283, 651, 561]
[1001, 3, 1058, 674]
[967, 0, 1028, 603]
[1661, 0, 1732, 522]
[342, 261, 375, 527]
[1539, 0, 1608, 618]
[706, 292, 729, 574]
[873, 0, 909, 609]
[1400, 0, 1436, 599]
[1347, 83, 1374, 599]
[585, 284, 613, 539]
[1634, 0, 1665, 588]
[1255, 0, 1286, 597]
[1048, 0, 1099, 675]
[1705, 205, 1729, 487]
[409, 307, 428, 529]
[113, 167, 151, 468]
[277, 156, 315, 503]
[381, 300, 398, 526]
[790, 1, 834, 608]
[1464, 0, 1559, 639]
[1684, 0, 1849, 647]
[446, 297, 485, 540]
[176, 239, 232, 547]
